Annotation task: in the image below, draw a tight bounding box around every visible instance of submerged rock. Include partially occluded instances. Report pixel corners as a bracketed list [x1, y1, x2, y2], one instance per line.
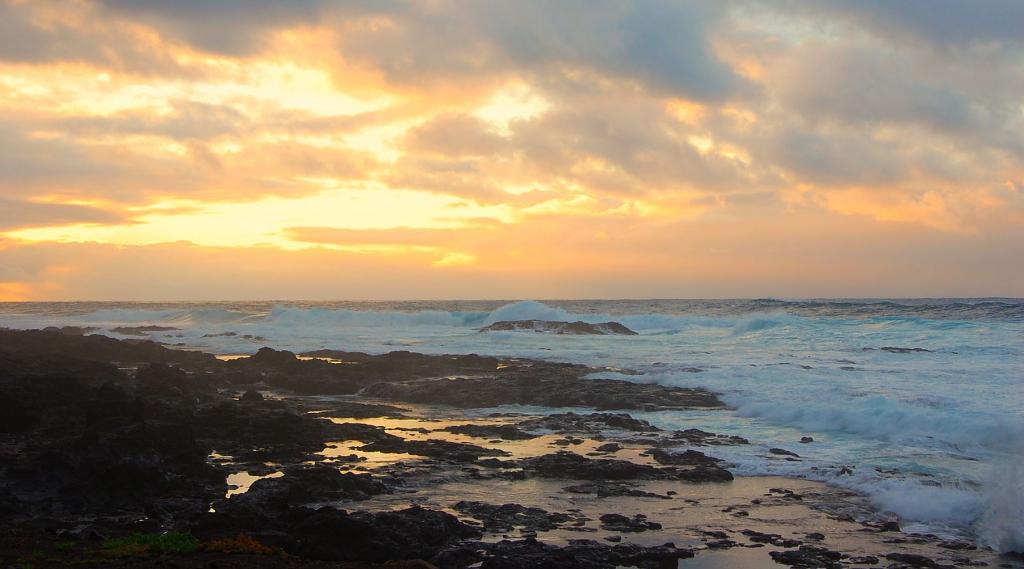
[480, 319, 639, 335]
[871, 346, 935, 354]
[770, 447, 801, 458]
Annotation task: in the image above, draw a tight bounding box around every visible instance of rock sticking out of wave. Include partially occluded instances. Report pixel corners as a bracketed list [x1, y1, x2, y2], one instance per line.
[480, 319, 638, 335]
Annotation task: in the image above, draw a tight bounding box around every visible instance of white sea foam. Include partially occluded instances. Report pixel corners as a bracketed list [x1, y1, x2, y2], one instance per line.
[979, 446, 1024, 552]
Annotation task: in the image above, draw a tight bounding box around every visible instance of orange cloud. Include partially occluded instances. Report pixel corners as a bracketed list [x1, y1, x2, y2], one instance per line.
[0, 0, 1022, 298]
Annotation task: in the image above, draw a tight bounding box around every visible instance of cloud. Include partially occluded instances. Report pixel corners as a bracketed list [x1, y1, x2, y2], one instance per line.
[0, 199, 128, 230]
[95, 0, 336, 56]
[282, 221, 504, 247]
[1, 0, 1023, 298]
[0, 0, 194, 75]
[781, 0, 1024, 49]
[95, 0, 747, 101]
[403, 112, 507, 157]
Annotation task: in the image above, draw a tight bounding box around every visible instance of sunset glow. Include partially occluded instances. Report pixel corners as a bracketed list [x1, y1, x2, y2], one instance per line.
[1, 0, 1022, 300]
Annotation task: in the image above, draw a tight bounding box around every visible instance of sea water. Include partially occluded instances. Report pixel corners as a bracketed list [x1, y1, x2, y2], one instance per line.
[1, 298, 1021, 551]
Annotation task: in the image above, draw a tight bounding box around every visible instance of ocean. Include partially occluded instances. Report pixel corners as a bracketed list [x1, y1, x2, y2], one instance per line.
[1, 298, 1021, 551]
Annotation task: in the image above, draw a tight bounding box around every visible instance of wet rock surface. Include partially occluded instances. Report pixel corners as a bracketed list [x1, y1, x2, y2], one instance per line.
[598, 513, 661, 532]
[516, 411, 660, 433]
[562, 481, 673, 499]
[355, 437, 510, 463]
[363, 365, 722, 411]
[769, 545, 844, 568]
[450, 538, 695, 569]
[668, 427, 749, 446]
[519, 450, 734, 482]
[453, 501, 585, 534]
[441, 423, 539, 440]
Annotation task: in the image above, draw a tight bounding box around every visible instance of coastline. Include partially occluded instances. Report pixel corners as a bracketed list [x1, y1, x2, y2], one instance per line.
[0, 327, 1019, 568]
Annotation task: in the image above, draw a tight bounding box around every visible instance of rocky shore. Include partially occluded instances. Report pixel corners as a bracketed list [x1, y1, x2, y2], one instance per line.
[0, 328, 1014, 568]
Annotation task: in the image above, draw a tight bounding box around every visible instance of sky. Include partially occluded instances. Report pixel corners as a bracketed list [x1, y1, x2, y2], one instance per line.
[0, 0, 1022, 300]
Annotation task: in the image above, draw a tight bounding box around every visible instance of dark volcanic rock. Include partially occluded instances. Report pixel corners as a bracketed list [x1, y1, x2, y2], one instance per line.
[454, 501, 580, 533]
[878, 520, 901, 532]
[193, 399, 337, 463]
[562, 481, 672, 499]
[650, 448, 720, 466]
[442, 423, 539, 440]
[517, 412, 659, 433]
[226, 348, 512, 395]
[240, 389, 265, 403]
[770, 447, 801, 458]
[462, 538, 695, 569]
[232, 465, 388, 508]
[287, 505, 482, 562]
[740, 529, 801, 547]
[885, 552, 945, 567]
[363, 364, 722, 411]
[522, 451, 732, 482]
[523, 451, 664, 480]
[598, 513, 662, 532]
[356, 437, 510, 463]
[676, 464, 734, 482]
[0, 328, 219, 368]
[480, 320, 639, 335]
[670, 428, 749, 446]
[770, 545, 844, 568]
